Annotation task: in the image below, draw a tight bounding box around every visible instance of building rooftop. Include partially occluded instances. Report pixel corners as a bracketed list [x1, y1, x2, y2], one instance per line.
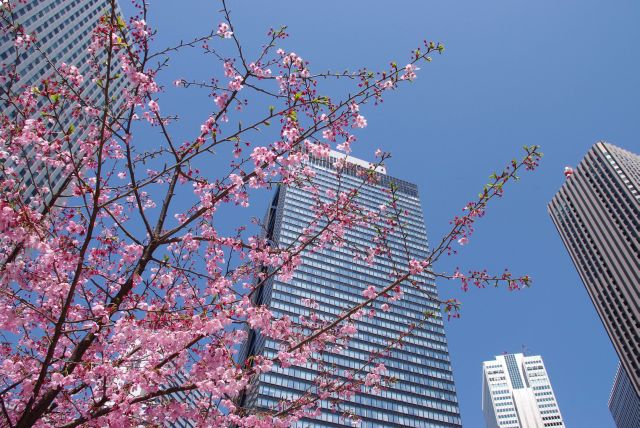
[328, 149, 387, 175]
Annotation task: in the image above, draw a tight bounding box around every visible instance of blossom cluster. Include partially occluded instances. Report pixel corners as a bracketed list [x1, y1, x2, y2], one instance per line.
[0, 1, 540, 426]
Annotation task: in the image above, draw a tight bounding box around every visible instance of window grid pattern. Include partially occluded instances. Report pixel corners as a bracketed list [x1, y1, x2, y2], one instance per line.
[548, 142, 640, 398]
[0, 0, 128, 203]
[482, 354, 565, 428]
[504, 354, 524, 390]
[241, 160, 462, 427]
[609, 364, 640, 428]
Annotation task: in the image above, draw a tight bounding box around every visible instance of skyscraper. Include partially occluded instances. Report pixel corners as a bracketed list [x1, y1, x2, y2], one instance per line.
[240, 151, 462, 427]
[609, 364, 640, 428]
[0, 0, 128, 203]
[548, 142, 640, 399]
[482, 353, 564, 428]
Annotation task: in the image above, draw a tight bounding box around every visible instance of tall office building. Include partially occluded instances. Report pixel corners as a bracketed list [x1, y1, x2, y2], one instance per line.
[0, 0, 128, 202]
[482, 353, 564, 428]
[609, 364, 640, 428]
[548, 142, 640, 400]
[240, 151, 462, 427]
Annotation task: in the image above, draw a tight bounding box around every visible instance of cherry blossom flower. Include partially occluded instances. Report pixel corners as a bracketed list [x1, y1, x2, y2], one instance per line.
[400, 63, 420, 81]
[0, 5, 542, 425]
[363, 286, 378, 299]
[228, 75, 244, 91]
[217, 22, 233, 38]
[14, 33, 33, 48]
[353, 114, 367, 128]
[148, 99, 160, 113]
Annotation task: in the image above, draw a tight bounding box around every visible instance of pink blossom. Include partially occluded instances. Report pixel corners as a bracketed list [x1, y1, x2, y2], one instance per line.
[0, 9, 542, 425]
[84, 106, 100, 117]
[229, 173, 244, 188]
[148, 100, 160, 113]
[250, 146, 276, 166]
[14, 33, 33, 48]
[228, 75, 244, 91]
[377, 79, 394, 90]
[322, 128, 336, 141]
[217, 22, 233, 38]
[353, 114, 367, 128]
[301, 298, 319, 309]
[363, 285, 377, 299]
[277, 351, 293, 368]
[249, 62, 272, 79]
[159, 274, 173, 286]
[453, 270, 467, 281]
[409, 259, 425, 275]
[336, 141, 351, 153]
[305, 141, 330, 158]
[400, 63, 419, 81]
[66, 221, 85, 235]
[121, 243, 143, 264]
[339, 323, 357, 336]
[214, 93, 229, 109]
[564, 166, 574, 178]
[223, 61, 236, 78]
[131, 19, 148, 37]
[59, 63, 84, 86]
[458, 236, 469, 246]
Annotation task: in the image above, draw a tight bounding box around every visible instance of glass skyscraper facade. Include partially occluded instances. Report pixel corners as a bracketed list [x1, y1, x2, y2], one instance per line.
[0, 0, 127, 202]
[609, 364, 640, 428]
[241, 151, 462, 427]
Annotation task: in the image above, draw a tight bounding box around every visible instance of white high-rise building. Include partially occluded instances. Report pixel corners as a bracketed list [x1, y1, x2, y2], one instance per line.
[482, 353, 565, 428]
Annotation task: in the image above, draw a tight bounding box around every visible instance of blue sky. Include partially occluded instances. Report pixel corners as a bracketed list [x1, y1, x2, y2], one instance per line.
[123, 1, 640, 426]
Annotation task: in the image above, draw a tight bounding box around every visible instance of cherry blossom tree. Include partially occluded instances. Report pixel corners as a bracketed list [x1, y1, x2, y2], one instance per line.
[0, 0, 542, 426]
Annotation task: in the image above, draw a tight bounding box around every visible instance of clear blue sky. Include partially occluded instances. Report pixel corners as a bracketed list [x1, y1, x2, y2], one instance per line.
[123, 1, 640, 426]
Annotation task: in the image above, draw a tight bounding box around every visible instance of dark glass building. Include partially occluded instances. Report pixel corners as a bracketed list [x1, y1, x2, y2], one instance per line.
[241, 151, 462, 427]
[609, 364, 640, 428]
[0, 0, 128, 202]
[548, 142, 640, 409]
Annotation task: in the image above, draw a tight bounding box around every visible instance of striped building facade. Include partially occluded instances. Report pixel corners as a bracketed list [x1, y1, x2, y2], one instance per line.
[609, 364, 640, 428]
[240, 151, 462, 427]
[548, 142, 640, 407]
[0, 0, 128, 203]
